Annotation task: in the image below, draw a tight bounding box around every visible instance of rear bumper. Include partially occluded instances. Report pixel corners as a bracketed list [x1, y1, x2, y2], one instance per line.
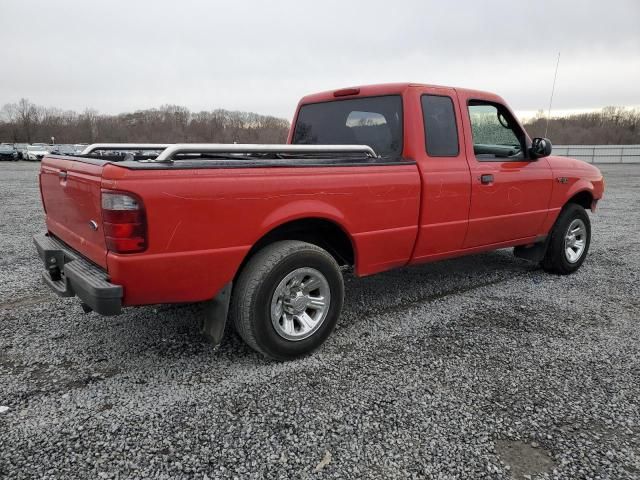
[33, 232, 122, 315]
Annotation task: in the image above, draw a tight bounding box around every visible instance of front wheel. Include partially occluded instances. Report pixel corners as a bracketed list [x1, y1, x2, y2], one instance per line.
[230, 240, 344, 360]
[541, 203, 591, 274]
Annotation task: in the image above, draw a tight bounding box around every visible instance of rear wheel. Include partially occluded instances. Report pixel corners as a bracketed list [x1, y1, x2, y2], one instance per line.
[230, 240, 344, 360]
[541, 203, 591, 274]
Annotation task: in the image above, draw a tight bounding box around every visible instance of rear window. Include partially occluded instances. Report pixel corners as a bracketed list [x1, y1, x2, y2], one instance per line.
[292, 95, 403, 159]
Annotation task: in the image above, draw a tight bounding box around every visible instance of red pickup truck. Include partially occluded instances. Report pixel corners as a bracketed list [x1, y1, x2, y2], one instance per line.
[34, 83, 604, 360]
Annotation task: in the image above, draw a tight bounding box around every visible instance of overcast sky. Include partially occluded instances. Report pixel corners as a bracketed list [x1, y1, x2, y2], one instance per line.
[1, 0, 638, 120]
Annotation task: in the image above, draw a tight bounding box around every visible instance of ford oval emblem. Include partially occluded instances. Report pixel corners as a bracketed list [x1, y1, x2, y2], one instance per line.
[89, 220, 98, 231]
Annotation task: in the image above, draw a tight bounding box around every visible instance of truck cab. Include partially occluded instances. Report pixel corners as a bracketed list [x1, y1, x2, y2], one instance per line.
[290, 83, 602, 264]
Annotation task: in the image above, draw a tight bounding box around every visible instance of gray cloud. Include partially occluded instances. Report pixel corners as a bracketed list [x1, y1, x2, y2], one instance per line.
[1, 0, 638, 119]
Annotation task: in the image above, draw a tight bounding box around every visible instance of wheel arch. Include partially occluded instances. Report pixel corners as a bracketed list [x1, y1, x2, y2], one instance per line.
[565, 189, 594, 211]
[234, 216, 357, 283]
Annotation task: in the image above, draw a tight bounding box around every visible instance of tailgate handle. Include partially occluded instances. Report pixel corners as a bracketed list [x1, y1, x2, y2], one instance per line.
[58, 171, 68, 180]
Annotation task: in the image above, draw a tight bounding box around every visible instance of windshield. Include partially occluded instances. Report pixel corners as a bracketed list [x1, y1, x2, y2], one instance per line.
[292, 95, 403, 159]
[0, 145, 14, 151]
[28, 145, 48, 151]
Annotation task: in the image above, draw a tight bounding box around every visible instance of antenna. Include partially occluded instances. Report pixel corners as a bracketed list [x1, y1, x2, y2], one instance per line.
[545, 52, 561, 137]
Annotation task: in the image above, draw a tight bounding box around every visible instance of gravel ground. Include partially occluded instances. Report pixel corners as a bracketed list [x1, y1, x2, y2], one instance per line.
[0, 161, 639, 479]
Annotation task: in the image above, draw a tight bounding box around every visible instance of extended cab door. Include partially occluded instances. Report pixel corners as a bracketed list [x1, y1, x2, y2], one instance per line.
[407, 86, 472, 262]
[456, 91, 553, 248]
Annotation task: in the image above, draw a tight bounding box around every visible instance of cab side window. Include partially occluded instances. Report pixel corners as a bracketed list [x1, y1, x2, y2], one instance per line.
[467, 101, 525, 160]
[422, 95, 459, 157]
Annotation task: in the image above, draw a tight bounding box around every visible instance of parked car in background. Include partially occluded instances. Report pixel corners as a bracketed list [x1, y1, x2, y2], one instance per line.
[24, 144, 51, 161]
[14, 143, 29, 159]
[73, 144, 88, 154]
[0, 143, 18, 161]
[50, 145, 77, 155]
[141, 150, 161, 157]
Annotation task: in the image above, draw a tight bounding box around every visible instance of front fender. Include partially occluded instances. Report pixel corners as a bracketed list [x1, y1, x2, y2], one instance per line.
[541, 173, 602, 234]
[565, 179, 595, 202]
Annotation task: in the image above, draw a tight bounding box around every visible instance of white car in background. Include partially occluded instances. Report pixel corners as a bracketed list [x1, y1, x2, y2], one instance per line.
[24, 145, 51, 161]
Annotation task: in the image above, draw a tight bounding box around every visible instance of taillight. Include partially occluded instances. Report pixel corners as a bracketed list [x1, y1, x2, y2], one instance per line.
[101, 190, 147, 253]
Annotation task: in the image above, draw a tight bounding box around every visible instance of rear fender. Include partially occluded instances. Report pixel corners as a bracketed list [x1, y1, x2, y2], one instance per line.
[254, 200, 359, 270]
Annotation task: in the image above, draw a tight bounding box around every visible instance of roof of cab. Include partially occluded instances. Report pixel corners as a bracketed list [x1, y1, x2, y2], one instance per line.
[297, 82, 503, 106]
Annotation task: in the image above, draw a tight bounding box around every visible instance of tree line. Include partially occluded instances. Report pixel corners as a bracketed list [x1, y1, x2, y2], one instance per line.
[1, 99, 639, 146]
[524, 106, 640, 144]
[0, 99, 290, 145]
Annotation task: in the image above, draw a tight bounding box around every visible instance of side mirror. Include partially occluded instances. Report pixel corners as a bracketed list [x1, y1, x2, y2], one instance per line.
[530, 137, 552, 159]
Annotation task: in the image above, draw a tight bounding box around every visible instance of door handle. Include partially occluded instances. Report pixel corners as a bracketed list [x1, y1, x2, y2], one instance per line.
[480, 174, 494, 185]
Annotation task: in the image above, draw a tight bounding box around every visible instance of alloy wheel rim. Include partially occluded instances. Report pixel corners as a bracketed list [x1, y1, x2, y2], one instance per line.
[270, 267, 331, 341]
[564, 218, 587, 263]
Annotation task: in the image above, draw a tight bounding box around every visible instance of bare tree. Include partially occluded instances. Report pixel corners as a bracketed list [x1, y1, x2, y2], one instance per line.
[79, 109, 99, 143]
[1, 103, 20, 142]
[525, 106, 640, 144]
[15, 98, 40, 143]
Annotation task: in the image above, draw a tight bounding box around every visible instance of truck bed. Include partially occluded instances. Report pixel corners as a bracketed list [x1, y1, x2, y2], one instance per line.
[38, 143, 421, 307]
[59, 142, 413, 169]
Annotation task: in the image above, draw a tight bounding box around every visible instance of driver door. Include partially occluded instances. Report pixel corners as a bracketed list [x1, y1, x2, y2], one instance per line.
[458, 93, 553, 248]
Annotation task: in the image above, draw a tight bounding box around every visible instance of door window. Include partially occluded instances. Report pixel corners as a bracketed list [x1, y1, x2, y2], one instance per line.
[421, 95, 459, 157]
[467, 101, 525, 160]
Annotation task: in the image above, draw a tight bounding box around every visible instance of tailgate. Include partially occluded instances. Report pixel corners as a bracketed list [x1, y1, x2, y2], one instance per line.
[40, 156, 108, 268]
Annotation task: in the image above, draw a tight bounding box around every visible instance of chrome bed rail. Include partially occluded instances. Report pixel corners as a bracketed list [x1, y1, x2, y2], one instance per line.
[80, 143, 378, 161]
[80, 144, 172, 155]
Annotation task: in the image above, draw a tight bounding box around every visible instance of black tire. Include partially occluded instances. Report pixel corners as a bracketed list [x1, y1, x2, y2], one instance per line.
[541, 203, 591, 275]
[230, 240, 344, 360]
